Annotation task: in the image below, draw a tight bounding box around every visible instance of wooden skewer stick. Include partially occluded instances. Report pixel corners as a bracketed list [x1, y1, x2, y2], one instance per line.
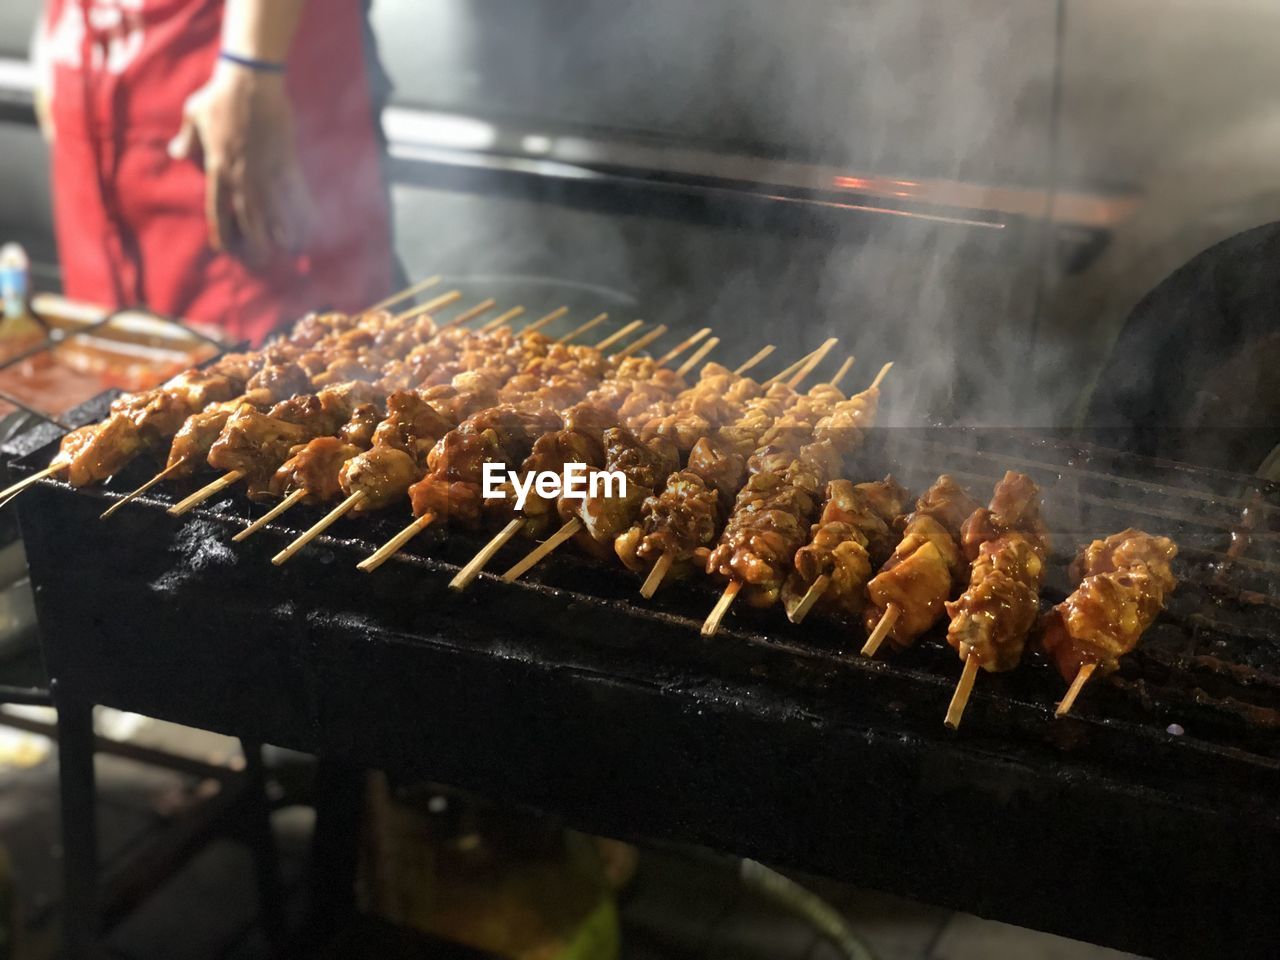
[639, 551, 675, 600]
[392, 289, 462, 323]
[860, 603, 900, 657]
[364, 275, 442, 314]
[450, 517, 527, 590]
[480, 305, 526, 332]
[101, 460, 189, 520]
[786, 338, 839, 390]
[594, 320, 645, 351]
[701, 580, 742, 637]
[762, 339, 835, 388]
[232, 488, 309, 543]
[944, 653, 981, 730]
[441, 298, 497, 329]
[356, 511, 437, 573]
[613, 324, 669, 359]
[733, 345, 776, 376]
[1055, 662, 1097, 718]
[0, 463, 65, 506]
[829, 356, 856, 389]
[652, 331, 709, 366]
[675, 337, 720, 378]
[522, 306, 569, 334]
[272, 491, 367, 566]
[556, 313, 608, 344]
[762, 355, 807, 388]
[870, 361, 894, 391]
[786, 574, 830, 624]
[168, 470, 246, 517]
[655, 328, 712, 366]
[502, 518, 582, 583]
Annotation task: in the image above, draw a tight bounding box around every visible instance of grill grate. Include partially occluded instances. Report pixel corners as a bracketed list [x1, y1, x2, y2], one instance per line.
[12, 399, 1280, 778]
[15, 406, 1280, 959]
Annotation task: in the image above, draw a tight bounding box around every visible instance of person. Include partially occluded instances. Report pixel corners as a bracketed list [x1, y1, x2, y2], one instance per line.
[34, 0, 396, 344]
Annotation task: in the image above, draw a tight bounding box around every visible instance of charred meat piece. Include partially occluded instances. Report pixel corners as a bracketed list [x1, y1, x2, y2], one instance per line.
[165, 402, 243, 477]
[340, 402, 382, 449]
[244, 359, 310, 406]
[960, 470, 1050, 561]
[207, 406, 314, 485]
[908, 474, 981, 540]
[1069, 528, 1178, 588]
[944, 472, 1048, 672]
[340, 445, 422, 512]
[615, 471, 721, 576]
[782, 520, 873, 621]
[686, 435, 748, 505]
[494, 426, 610, 536]
[56, 415, 148, 486]
[864, 515, 964, 648]
[410, 431, 502, 525]
[559, 428, 678, 561]
[371, 391, 455, 459]
[269, 437, 363, 503]
[945, 533, 1044, 672]
[817, 477, 907, 567]
[783, 476, 905, 622]
[1042, 530, 1177, 680]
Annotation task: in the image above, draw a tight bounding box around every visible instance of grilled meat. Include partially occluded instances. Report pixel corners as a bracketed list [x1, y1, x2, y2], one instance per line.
[1042, 530, 1178, 680]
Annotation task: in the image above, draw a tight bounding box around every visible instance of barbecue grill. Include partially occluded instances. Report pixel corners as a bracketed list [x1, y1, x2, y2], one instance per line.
[8, 327, 1280, 958]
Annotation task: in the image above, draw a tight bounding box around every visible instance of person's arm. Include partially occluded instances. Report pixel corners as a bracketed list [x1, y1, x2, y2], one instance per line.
[169, 0, 313, 263]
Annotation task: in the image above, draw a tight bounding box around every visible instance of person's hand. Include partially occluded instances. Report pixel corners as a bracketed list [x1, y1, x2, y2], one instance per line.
[168, 61, 313, 263]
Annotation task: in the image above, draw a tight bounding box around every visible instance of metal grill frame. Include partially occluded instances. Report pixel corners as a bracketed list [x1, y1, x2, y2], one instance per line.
[11, 395, 1280, 960]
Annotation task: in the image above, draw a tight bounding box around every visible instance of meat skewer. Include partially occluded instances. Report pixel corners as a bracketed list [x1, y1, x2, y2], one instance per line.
[167, 296, 568, 519]
[450, 339, 739, 591]
[165, 300, 543, 517]
[784, 473, 908, 625]
[365, 327, 705, 576]
[93, 289, 476, 514]
[625, 355, 858, 602]
[497, 342, 838, 586]
[274, 346, 577, 564]
[860, 474, 980, 656]
[231, 401, 384, 542]
[240, 316, 618, 543]
[1043, 529, 1178, 717]
[942, 471, 1050, 729]
[289, 322, 663, 569]
[701, 360, 890, 637]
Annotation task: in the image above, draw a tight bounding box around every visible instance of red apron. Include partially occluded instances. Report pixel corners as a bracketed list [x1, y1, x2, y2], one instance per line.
[41, 0, 394, 344]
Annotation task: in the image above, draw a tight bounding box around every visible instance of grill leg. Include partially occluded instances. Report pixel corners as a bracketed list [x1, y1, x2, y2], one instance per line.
[55, 695, 98, 959]
[241, 740, 287, 949]
[296, 761, 363, 959]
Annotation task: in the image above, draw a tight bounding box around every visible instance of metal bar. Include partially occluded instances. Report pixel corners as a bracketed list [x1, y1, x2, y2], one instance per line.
[55, 696, 99, 960]
[0, 709, 238, 782]
[0, 684, 52, 706]
[241, 740, 287, 947]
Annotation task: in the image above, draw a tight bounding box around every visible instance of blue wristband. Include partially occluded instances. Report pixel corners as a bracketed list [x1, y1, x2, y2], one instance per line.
[219, 51, 286, 74]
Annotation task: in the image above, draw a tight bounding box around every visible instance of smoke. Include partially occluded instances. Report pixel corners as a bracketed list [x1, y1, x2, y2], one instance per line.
[378, 0, 1060, 429]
